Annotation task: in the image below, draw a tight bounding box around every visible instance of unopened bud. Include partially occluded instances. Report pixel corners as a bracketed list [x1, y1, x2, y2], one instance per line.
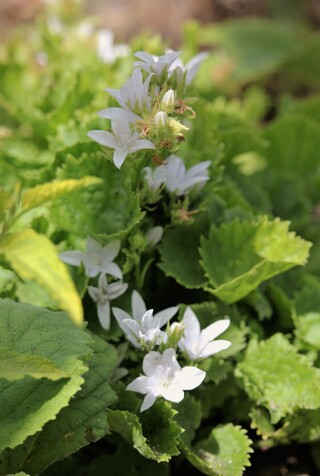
[161, 89, 175, 111]
[154, 111, 168, 127]
[146, 226, 163, 248]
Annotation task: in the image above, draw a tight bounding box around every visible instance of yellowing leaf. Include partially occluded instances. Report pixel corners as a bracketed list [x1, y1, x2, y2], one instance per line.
[0, 230, 83, 325]
[21, 176, 102, 211]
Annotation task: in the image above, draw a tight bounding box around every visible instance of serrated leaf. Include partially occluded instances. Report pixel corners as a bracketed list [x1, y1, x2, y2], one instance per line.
[3, 336, 118, 475]
[236, 334, 320, 423]
[108, 399, 183, 463]
[200, 218, 311, 303]
[0, 299, 93, 453]
[293, 280, 320, 349]
[50, 153, 144, 240]
[183, 424, 252, 476]
[0, 348, 68, 381]
[159, 223, 207, 289]
[21, 176, 102, 211]
[0, 229, 83, 325]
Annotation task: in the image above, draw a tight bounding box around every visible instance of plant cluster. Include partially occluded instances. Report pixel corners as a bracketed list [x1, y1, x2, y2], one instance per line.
[1, 1, 320, 475]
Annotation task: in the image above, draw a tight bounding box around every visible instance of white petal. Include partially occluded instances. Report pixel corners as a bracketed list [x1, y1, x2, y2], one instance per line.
[87, 285, 100, 302]
[97, 300, 111, 330]
[142, 350, 162, 376]
[161, 348, 181, 372]
[183, 307, 201, 342]
[112, 307, 132, 333]
[185, 52, 208, 85]
[103, 240, 121, 261]
[130, 139, 155, 153]
[108, 281, 128, 299]
[201, 340, 231, 358]
[103, 262, 123, 279]
[86, 237, 102, 255]
[126, 375, 148, 394]
[176, 366, 206, 390]
[113, 149, 127, 169]
[154, 306, 179, 328]
[140, 393, 157, 412]
[87, 130, 118, 149]
[59, 250, 84, 267]
[97, 107, 140, 123]
[201, 319, 231, 345]
[132, 291, 147, 322]
[161, 385, 184, 403]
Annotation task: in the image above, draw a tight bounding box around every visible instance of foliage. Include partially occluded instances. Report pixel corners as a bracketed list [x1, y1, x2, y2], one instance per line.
[1, 3, 320, 475]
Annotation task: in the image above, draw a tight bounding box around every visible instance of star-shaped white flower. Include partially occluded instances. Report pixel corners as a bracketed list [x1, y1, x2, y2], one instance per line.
[164, 155, 211, 196]
[134, 50, 182, 77]
[88, 273, 128, 330]
[60, 237, 122, 279]
[112, 290, 178, 349]
[88, 117, 155, 169]
[144, 165, 167, 190]
[105, 68, 153, 114]
[178, 307, 231, 361]
[127, 348, 206, 412]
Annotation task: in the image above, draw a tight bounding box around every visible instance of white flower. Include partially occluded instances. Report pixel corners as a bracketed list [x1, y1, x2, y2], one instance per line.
[97, 107, 141, 124]
[164, 155, 211, 196]
[178, 307, 231, 361]
[88, 117, 155, 169]
[168, 50, 209, 86]
[134, 50, 182, 77]
[126, 348, 206, 412]
[96, 29, 129, 64]
[88, 274, 128, 330]
[112, 290, 178, 349]
[146, 226, 163, 248]
[60, 237, 122, 279]
[105, 68, 153, 114]
[144, 165, 167, 190]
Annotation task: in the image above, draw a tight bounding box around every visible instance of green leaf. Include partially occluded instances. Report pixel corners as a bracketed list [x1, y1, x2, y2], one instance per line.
[159, 223, 207, 289]
[201, 19, 304, 82]
[293, 280, 320, 350]
[21, 176, 102, 211]
[0, 299, 93, 453]
[0, 348, 68, 381]
[108, 399, 183, 463]
[183, 424, 252, 476]
[0, 229, 83, 325]
[5, 336, 118, 475]
[236, 334, 320, 423]
[50, 152, 144, 240]
[200, 218, 311, 303]
[173, 395, 202, 446]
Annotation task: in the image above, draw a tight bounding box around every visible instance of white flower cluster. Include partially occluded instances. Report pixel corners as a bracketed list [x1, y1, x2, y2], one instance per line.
[88, 50, 208, 169]
[60, 236, 231, 412]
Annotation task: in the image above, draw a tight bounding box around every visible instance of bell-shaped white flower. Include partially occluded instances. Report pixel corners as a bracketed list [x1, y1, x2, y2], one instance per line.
[134, 50, 182, 77]
[105, 68, 153, 114]
[88, 273, 128, 330]
[168, 50, 209, 85]
[88, 117, 155, 169]
[127, 348, 206, 412]
[112, 290, 178, 349]
[60, 237, 122, 279]
[178, 307, 231, 361]
[165, 155, 211, 196]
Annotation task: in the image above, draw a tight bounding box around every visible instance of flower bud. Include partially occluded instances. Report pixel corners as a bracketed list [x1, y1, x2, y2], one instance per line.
[146, 226, 163, 248]
[161, 89, 175, 112]
[154, 111, 168, 128]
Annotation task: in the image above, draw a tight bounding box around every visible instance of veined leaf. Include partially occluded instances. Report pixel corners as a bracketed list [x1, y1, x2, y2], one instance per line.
[236, 334, 320, 423]
[0, 299, 93, 453]
[4, 336, 118, 475]
[21, 176, 102, 211]
[183, 424, 252, 476]
[0, 229, 83, 325]
[0, 348, 68, 381]
[200, 218, 311, 303]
